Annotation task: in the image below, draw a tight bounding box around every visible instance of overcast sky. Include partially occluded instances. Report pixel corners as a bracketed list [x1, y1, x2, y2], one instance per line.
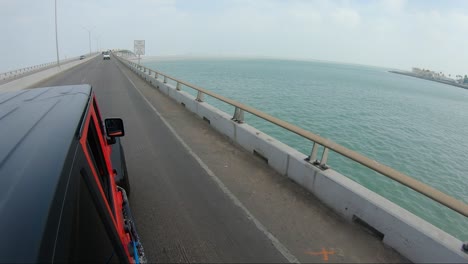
[1, 0, 467, 75]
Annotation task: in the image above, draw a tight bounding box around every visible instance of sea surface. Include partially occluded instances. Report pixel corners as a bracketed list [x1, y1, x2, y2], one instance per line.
[143, 58, 468, 240]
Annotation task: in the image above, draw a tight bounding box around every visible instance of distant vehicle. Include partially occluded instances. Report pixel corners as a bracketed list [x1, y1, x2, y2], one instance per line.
[0, 85, 145, 263]
[103, 52, 111, 60]
[80, 55, 86, 60]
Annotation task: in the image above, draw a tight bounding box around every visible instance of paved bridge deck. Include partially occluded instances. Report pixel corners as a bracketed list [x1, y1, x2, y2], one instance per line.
[32, 56, 407, 263]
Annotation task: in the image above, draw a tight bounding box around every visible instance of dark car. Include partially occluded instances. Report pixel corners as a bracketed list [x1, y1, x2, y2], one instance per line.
[0, 85, 145, 263]
[80, 55, 86, 60]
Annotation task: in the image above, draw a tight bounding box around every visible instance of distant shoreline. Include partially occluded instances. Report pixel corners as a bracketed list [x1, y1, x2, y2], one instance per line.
[389, 70, 468, 90]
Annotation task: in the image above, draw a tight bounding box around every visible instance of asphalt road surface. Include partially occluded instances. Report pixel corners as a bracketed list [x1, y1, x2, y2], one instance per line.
[33, 55, 406, 263]
[34, 56, 289, 263]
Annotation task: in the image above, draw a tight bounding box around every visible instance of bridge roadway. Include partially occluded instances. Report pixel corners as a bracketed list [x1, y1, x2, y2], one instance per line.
[32, 56, 406, 263]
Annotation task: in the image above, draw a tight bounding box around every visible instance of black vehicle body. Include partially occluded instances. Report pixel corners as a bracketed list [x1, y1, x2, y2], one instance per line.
[0, 85, 144, 263]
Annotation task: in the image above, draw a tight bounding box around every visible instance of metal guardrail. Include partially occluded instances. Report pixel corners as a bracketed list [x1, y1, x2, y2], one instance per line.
[1, 62, 55, 80]
[0, 53, 98, 81]
[116, 55, 468, 218]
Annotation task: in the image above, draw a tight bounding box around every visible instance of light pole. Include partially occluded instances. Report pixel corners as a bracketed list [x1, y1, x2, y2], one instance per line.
[54, 0, 60, 68]
[82, 26, 94, 56]
[94, 34, 103, 53]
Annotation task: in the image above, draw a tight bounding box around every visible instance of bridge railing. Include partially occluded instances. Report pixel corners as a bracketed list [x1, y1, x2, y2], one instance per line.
[0, 53, 97, 82]
[115, 55, 468, 218]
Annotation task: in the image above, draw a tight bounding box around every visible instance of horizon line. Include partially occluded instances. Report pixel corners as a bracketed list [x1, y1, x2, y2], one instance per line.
[134, 54, 403, 71]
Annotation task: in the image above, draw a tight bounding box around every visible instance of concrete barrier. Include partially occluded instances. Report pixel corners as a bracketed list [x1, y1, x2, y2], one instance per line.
[0, 54, 99, 92]
[179, 91, 198, 113]
[197, 102, 236, 141]
[120, 59, 468, 263]
[235, 123, 289, 175]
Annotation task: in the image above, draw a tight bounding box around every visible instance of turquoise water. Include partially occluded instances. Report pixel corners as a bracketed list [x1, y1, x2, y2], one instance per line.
[143, 58, 468, 240]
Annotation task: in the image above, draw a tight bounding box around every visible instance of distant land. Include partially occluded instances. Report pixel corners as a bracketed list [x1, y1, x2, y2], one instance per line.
[390, 68, 468, 90]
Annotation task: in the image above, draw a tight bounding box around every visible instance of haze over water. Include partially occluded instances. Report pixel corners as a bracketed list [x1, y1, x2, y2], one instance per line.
[143, 58, 468, 240]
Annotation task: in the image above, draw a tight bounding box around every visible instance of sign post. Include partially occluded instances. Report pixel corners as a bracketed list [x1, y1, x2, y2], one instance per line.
[134, 40, 145, 65]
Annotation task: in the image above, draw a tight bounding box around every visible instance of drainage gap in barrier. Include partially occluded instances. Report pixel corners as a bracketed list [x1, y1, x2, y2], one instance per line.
[352, 215, 384, 240]
[203, 117, 210, 124]
[253, 150, 269, 164]
[181, 102, 186, 108]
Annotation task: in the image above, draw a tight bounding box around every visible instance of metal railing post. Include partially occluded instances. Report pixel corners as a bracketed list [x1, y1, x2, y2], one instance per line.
[176, 82, 181, 91]
[232, 107, 244, 123]
[308, 143, 319, 164]
[163, 76, 167, 83]
[319, 148, 329, 169]
[196, 91, 204, 102]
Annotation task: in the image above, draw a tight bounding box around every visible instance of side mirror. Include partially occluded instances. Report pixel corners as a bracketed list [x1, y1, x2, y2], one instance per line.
[105, 118, 125, 138]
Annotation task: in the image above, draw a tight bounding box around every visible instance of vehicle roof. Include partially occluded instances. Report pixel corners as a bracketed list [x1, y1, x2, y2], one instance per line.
[0, 85, 92, 261]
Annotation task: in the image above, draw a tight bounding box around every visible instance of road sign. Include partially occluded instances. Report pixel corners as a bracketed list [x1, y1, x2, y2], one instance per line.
[134, 40, 145, 55]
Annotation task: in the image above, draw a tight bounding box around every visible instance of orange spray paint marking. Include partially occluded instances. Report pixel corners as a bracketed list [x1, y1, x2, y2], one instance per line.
[306, 248, 335, 261]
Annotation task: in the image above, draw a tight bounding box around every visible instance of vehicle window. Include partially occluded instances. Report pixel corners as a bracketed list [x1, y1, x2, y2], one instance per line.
[86, 117, 112, 206]
[93, 98, 104, 134]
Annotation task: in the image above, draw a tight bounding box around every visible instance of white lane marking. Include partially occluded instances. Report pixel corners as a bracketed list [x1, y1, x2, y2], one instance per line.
[116, 63, 300, 264]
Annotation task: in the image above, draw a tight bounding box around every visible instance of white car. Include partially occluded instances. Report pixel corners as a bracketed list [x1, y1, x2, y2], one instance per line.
[103, 52, 110, 60]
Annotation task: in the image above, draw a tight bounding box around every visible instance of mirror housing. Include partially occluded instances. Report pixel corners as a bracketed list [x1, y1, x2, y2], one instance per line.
[105, 118, 125, 140]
